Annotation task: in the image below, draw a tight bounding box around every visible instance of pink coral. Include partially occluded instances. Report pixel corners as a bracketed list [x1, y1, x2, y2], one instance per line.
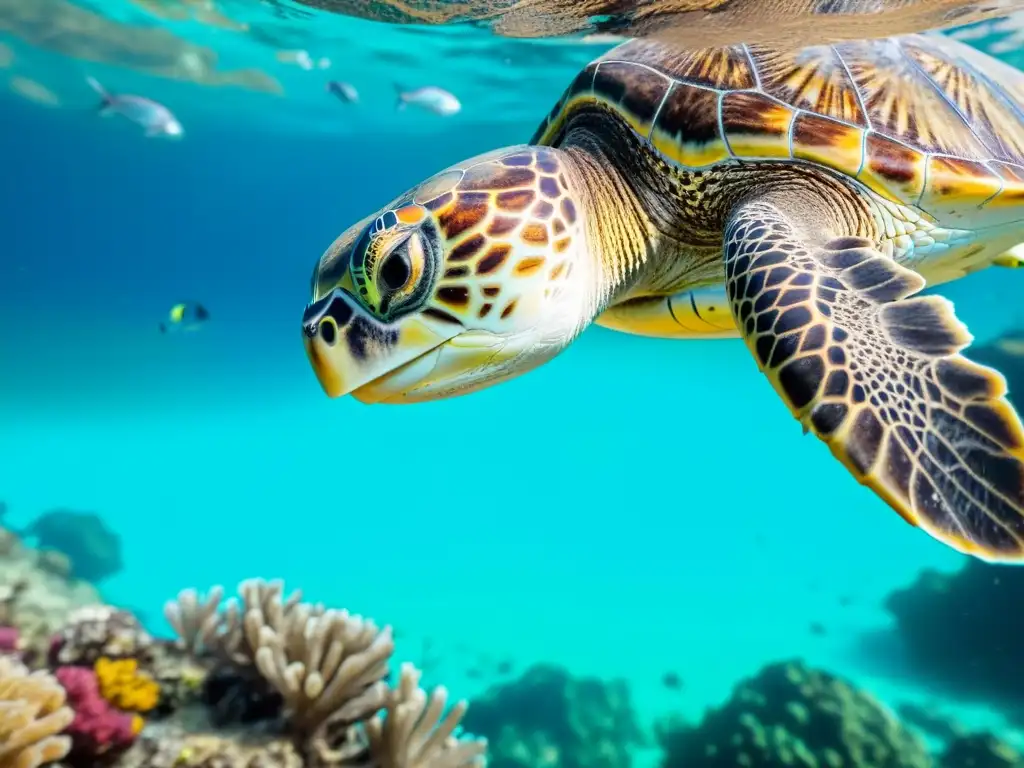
[54, 665, 142, 757]
[0, 625, 19, 653]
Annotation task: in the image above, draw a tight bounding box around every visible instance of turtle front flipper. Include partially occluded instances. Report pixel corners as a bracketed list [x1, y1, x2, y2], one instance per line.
[595, 286, 740, 339]
[725, 198, 1024, 562]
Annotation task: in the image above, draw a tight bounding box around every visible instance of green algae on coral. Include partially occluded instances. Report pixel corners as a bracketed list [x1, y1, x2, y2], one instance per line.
[658, 660, 931, 768]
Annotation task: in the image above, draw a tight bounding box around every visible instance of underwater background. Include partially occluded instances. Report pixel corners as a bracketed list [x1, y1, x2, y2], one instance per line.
[5, 3, 1024, 767]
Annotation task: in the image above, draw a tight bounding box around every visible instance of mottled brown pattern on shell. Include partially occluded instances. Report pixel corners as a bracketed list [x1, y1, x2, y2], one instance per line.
[902, 36, 1024, 165]
[536, 34, 1024, 208]
[593, 61, 671, 126]
[720, 91, 794, 154]
[835, 38, 990, 158]
[749, 44, 866, 125]
[603, 40, 754, 90]
[654, 85, 721, 146]
[791, 112, 864, 176]
[861, 132, 926, 199]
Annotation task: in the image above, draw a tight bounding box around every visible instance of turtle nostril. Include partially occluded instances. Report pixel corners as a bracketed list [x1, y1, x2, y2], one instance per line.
[319, 320, 337, 345]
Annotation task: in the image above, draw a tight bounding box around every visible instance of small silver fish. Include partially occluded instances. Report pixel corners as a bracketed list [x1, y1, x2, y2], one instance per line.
[87, 77, 184, 138]
[394, 84, 461, 116]
[326, 80, 359, 104]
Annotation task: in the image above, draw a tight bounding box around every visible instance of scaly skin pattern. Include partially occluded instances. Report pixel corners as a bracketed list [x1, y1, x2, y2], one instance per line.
[312, 146, 591, 335]
[722, 195, 1024, 561]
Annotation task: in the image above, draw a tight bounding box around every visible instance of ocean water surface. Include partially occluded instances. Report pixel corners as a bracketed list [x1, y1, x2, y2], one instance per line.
[4, 2, 1024, 764]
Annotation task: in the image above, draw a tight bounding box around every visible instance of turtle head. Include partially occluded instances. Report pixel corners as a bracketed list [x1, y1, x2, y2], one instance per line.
[302, 146, 594, 404]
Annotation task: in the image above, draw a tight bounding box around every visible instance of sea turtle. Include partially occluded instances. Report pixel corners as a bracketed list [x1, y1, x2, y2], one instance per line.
[302, 34, 1024, 562]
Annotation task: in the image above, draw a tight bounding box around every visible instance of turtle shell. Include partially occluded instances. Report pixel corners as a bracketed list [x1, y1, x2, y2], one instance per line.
[532, 34, 1024, 227]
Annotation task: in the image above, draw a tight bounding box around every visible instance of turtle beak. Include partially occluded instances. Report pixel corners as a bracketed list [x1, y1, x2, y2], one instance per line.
[302, 288, 461, 401]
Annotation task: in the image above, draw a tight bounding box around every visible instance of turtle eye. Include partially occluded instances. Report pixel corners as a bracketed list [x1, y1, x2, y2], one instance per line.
[378, 232, 425, 299]
[380, 246, 412, 292]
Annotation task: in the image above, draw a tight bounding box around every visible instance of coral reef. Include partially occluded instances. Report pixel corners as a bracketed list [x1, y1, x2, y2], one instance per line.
[657, 660, 931, 768]
[157, 578, 488, 768]
[883, 562, 1024, 704]
[459, 663, 643, 768]
[0, 655, 74, 768]
[7, 502, 1014, 768]
[0, 502, 488, 768]
[0, 518, 102, 665]
[0, 573, 489, 768]
[50, 606, 154, 668]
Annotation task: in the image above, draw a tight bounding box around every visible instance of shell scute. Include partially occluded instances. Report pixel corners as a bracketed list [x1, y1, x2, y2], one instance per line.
[918, 155, 1004, 224]
[900, 36, 1024, 166]
[651, 85, 727, 169]
[857, 133, 926, 203]
[834, 39, 991, 159]
[593, 61, 672, 137]
[607, 40, 755, 90]
[987, 161, 1024, 212]
[535, 33, 1024, 217]
[748, 44, 867, 126]
[720, 91, 795, 159]
[791, 113, 864, 177]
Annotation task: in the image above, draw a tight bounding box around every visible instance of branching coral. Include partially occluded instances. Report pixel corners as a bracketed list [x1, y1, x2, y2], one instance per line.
[94, 657, 160, 713]
[164, 579, 307, 667]
[0, 654, 74, 768]
[163, 579, 487, 767]
[163, 587, 225, 658]
[366, 663, 487, 768]
[254, 605, 393, 738]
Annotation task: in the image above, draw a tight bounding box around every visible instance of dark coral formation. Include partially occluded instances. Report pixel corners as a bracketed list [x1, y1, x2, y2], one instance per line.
[939, 732, 1024, 768]
[460, 663, 643, 768]
[657, 660, 931, 768]
[18, 509, 124, 584]
[883, 561, 1024, 704]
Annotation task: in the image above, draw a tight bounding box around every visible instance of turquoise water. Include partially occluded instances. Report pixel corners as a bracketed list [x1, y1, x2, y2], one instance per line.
[4, 3, 1024, 762]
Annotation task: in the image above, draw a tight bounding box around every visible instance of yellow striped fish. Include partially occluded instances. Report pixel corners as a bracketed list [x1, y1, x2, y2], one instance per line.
[160, 301, 209, 334]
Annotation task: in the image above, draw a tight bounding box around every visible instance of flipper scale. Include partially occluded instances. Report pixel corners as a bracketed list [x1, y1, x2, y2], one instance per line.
[725, 200, 1024, 562]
